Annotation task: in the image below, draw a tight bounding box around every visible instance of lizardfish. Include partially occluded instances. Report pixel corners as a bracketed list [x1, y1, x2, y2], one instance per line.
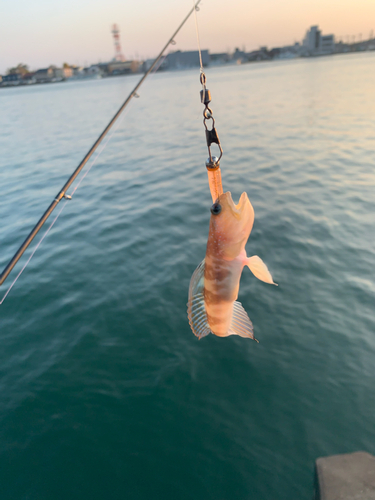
[187, 191, 276, 340]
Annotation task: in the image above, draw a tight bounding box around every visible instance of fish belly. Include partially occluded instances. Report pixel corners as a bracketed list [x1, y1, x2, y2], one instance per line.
[204, 254, 243, 336]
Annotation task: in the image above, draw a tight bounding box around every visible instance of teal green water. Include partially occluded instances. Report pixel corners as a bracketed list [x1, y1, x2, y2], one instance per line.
[1, 53, 375, 499]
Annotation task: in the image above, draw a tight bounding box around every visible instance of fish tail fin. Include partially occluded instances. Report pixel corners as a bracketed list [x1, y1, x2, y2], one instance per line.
[227, 301, 258, 341]
[246, 255, 277, 285]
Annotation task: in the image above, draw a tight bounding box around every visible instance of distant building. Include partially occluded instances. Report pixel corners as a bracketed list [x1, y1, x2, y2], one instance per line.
[52, 67, 63, 79]
[303, 25, 321, 52]
[33, 67, 54, 83]
[97, 63, 109, 75]
[84, 65, 102, 77]
[165, 50, 209, 69]
[320, 35, 335, 53]
[22, 72, 36, 84]
[1, 74, 21, 85]
[62, 66, 73, 79]
[70, 65, 85, 77]
[269, 47, 281, 59]
[33, 66, 65, 82]
[68, 64, 103, 79]
[334, 41, 350, 54]
[302, 26, 335, 55]
[275, 42, 300, 59]
[231, 48, 248, 64]
[142, 58, 168, 72]
[107, 60, 139, 75]
[210, 52, 229, 65]
[247, 47, 270, 62]
[0, 72, 35, 86]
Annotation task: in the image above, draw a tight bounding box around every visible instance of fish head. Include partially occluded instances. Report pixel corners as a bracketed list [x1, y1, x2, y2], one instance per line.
[209, 191, 254, 259]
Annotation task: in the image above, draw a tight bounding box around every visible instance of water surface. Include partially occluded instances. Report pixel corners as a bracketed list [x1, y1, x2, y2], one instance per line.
[1, 52, 374, 499]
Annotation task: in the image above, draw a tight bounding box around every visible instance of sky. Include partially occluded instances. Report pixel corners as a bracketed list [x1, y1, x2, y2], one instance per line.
[1, 0, 374, 74]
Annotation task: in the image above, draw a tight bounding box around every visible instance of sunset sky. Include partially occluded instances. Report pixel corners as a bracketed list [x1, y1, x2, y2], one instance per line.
[1, 0, 374, 73]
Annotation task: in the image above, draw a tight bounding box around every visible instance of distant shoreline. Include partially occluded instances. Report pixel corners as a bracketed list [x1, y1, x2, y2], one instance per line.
[1, 48, 374, 90]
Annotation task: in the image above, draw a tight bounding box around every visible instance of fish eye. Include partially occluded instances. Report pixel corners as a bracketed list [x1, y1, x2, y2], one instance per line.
[210, 202, 222, 215]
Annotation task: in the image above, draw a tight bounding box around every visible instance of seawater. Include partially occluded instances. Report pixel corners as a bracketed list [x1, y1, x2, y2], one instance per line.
[0, 53, 374, 500]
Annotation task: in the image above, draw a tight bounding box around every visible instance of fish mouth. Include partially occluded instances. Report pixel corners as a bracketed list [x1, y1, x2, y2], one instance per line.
[219, 191, 249, 218]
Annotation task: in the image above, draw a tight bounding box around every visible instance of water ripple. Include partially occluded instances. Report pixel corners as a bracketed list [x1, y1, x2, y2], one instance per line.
[0, 53, 375, 500]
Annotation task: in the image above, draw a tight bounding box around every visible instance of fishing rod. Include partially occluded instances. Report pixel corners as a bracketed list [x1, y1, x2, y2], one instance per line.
[0, 0, 201, 288]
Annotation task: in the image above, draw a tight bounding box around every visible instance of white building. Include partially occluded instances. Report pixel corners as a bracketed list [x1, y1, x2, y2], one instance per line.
[303, 26, 321, 51]
[165, 50, 209, 69]
[303, 26, 335, 55]
[320, 35, 335, 53]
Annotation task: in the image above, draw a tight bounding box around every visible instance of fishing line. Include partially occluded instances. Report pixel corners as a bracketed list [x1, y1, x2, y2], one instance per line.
[0, 45, 169, 305]
[0, 201, 68, 305]
[0, 2, 200, 300]
[192, 0, 204, 73]
[0, 96, 129, 305]
[192, 1, 224, 202]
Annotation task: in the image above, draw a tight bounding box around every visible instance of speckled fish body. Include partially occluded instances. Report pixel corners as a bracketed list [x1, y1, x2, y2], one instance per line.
[188, 191, 275, 340]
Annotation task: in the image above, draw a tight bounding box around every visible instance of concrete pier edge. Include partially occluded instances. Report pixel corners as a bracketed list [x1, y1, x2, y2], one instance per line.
[314, 451, 375, 500]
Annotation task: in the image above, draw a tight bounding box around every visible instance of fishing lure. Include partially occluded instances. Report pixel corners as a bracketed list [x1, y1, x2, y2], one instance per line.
[187, 74, 276, 340]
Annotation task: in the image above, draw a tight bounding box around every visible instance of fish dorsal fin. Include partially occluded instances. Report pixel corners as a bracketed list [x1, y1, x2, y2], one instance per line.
[187, 259, 211, 339]
[227, 301, 258, 341]
[189, 258, 205, 296]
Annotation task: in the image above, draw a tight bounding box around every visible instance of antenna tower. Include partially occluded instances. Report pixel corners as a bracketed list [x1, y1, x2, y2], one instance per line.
[111, 24, 125, 61]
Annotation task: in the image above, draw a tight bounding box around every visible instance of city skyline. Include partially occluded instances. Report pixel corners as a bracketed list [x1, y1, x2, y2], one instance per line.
[1, 0, 374, 74]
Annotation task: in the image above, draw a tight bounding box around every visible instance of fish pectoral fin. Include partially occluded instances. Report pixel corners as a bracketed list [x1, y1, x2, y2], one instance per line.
[187, 259, 211, 339]
[227, 301, 258, 341]
[246, 255, 277, 285]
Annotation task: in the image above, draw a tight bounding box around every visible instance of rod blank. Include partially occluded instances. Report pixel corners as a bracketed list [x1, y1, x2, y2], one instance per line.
[0, 1, 201, 287]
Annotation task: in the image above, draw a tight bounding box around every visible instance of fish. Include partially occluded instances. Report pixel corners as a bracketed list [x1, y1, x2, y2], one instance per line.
[187, 191, 276, 340]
